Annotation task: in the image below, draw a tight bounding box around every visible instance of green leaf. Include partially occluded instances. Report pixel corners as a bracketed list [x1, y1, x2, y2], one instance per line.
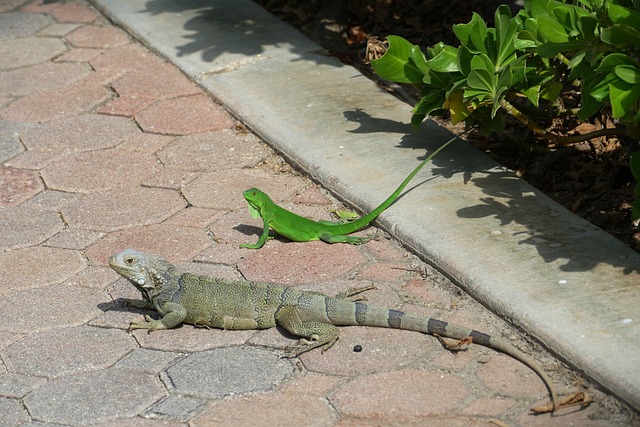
[601, 24, 640, 47]
[609, 80, 640, 119]
[536, 40, 590, 57]
[589, 72, 619, 102]
[494, 5, 519, 68]
[370, 35, 425, 83]
[615, 65, 640, 84]
[425, 44, 460, 73]
[607, 2, 640, 26]
[453, 13, 487, 52]
[536, 14, 570, 42]
[597, 53, 638, 73]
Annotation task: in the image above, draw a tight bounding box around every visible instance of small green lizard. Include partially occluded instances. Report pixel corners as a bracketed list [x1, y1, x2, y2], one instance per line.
[240, 132, 464, 249]
[109, 248, 558, 411]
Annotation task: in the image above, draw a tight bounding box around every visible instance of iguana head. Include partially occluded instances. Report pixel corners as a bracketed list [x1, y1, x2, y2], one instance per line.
[243, 188, 271, 219]
[109, 249, 174, 299]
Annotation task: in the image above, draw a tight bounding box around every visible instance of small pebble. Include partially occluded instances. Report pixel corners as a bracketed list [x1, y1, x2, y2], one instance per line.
[353, 345, 362, 352]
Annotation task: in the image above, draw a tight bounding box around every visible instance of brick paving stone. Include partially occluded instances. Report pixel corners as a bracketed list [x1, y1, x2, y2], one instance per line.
[0, 0, 29, 13]
[116, 348, 182, 374]
[2, 78, 111, 122]
[331, 369, 469, 421]
[0, 121, 30, 162]
[62, 186, 186, 232]
[0, 284, 108, 333]
[92, 418, 186, 427]
[0, 206, 63, 249]
[21, 189, 78, 210]
[0, 397, 28, 427]
[163, 206, 224, 228]
[0, 11, 51, 40]
[238, 241, 367, 284]
[0, 372, 46, 398]
[98, 94, 156, 117]
[23, 368, 164, 425]
[0, 62, 91, 97]
[0, 246, 87, 295]
[357, 261, 414, 282]
[299, 327, 434, 377]
[135, 94, 235, 135]
[194, 393, 338, 426]
[85, 223, 212, 265]
[0, 166, 42, 206]
[476, 353, 549, 400]
[21, 114, 139, 153]
[46, 1, 97, 23]
[0, 36, 66, 71]
[89, 43, 163, 75]
[461, 397, 516, 417]
[63, 265, 117, 289]
[157, 129, 268, 172]
[41, 148, 161, 193]
[55, 46, 103, 62]
[45, 228, 106, 250]
[110, 62, 200, 100]
[1, 326, 135, 378]
[2, 149, 63, 170]
[36, 22, 82, 37]
[65, 24, 130, 48]
[146, 395, 206, 421]
[131, 325, 256, 354]
[163, 347, 295, 399]
[183, 168, 306, 210]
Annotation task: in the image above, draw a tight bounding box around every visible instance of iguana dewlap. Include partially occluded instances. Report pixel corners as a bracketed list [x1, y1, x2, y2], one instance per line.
[109, 249, 557, 410]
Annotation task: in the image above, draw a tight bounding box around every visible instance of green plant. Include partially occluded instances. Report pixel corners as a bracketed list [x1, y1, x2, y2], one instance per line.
[371, 0, 640, 220]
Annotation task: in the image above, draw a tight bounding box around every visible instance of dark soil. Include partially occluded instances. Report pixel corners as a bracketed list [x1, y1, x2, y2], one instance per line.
[255, 0, 640, 253]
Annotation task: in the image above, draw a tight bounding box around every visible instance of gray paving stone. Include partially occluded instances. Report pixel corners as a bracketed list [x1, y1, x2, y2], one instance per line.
[0, 206, 63, 250]
[146, 395, 206, 421]
[0, 36, 66, 70]
[1, 326, 135, 378]
[0, 396, 28, 427]
[0, 372, 46, 398]
[162, 346, 295, 399]
[0, 12, 51, 40]
[0, 0, 29, 14]
[0, 283, 108, 333]
[156, 129, 268, 172]
[21, 189, 79, 211]
[21, 113, 140, 154]
[24, 368, 165, 425]
[0, 121, 30, 162]
[62, 187, 187, 232]
[0, 62, 91, 97]
[0, 247, 87, 295]
[116, 348, 182, 374]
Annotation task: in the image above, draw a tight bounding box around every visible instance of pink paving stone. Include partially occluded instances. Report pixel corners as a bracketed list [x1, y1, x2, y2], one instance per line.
[85, 223, 212, 266]
[21, 113, 140, 153]
[0, 206, 63, 250]
[45, 228, 105, 250]
[135, 94, 235, 136]
[97, 95, 156, 118]
[40, 148, 162, 193]
[65, 25, 130, 48]
[61, 187, 187, 232]
[156, 129, 268, 172]
[332, 369, 468, 421]
[89, 43, 162, 76]
[48, 2, 97, 23]
[476, 353, 549, 400]
[3, 149, 64, 170]
[119, 132, 175, 154]
[1, 78, 111, 122]
[194, 393, 338, 427]
[21, 0, 62, 14]
[0, 166, 43, 206]
[0, 62, 91, 97]
[237, 240, 367, 284]
[357, 261, 413, 282]
[55, 47, 104, 63]
[111, 62, 201, 100]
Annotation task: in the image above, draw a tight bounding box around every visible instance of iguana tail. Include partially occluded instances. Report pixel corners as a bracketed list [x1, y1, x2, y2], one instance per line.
[326, 299, 558, 410]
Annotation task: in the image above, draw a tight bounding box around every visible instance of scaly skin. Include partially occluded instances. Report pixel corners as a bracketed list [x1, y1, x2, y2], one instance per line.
[109, 248, 558, 410]
[240, 132, 464, 249]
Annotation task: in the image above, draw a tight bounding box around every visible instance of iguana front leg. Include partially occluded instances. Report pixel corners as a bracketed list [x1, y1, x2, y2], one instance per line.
[240, 212, 274, 249]
[276, 305, 340, 357]
[128, 302, 187, 331]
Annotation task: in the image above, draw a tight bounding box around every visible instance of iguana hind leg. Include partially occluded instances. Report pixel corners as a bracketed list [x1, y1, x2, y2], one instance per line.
[276, 305, 340, 357]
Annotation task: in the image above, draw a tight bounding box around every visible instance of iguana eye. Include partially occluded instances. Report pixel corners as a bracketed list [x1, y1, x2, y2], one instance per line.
[124, 256, 134, 265]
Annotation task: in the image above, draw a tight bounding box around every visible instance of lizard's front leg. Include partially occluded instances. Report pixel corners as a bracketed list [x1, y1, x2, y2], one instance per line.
[275, 306, 340, 357]
[240, 214, 275, 249]
[129, 302, 187, 331]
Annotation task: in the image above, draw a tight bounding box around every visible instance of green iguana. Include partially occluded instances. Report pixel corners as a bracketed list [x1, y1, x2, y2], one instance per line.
[240, 132, 465, 249]
[109, 248, 558, 411]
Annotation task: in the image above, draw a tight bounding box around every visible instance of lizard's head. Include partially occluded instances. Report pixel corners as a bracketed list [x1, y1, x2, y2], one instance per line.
[243, 188, 270, 219]
[109, 249, 165, 294]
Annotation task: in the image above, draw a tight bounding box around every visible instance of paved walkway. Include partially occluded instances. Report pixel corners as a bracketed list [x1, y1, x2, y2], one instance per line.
[0, 0, 637, 426]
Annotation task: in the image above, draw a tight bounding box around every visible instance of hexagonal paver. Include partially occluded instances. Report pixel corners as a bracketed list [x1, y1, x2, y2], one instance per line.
[157, 129, 268, 172]
[135, 94, 234, 135]
[0, 247, 87, 295]
[0, 62, 91, 97]
[0, 206, 63, 250]
[0, 284, 109, 333]
[65, 25, 130, 48]
[0, 166, 43, 207]
[0, 121, 32, 162]
[62, 187, 187, 232]
[0, 397, 28, 427]
[24, 368, 164, 425]
[21, 114, 140, 153]
[47, 2, 97, 23]
[0, 12, 51, 40]
[41, 148, 161, 193]
[1, 326, 135, 378]
[110, 61, 200, 100]
[238, 240, 367, 284]
[0, 36, 66, 70]
[163, 347, 294, 399]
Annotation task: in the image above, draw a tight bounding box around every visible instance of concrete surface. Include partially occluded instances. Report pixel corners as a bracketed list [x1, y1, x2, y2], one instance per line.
[0, 0, 638, 425]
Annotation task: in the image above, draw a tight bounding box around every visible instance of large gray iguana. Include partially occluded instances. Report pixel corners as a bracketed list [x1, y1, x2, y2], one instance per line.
[109, 248, 557, 410]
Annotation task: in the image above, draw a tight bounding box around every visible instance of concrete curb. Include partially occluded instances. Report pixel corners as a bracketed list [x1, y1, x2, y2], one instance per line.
[91, 0, 640, 410]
